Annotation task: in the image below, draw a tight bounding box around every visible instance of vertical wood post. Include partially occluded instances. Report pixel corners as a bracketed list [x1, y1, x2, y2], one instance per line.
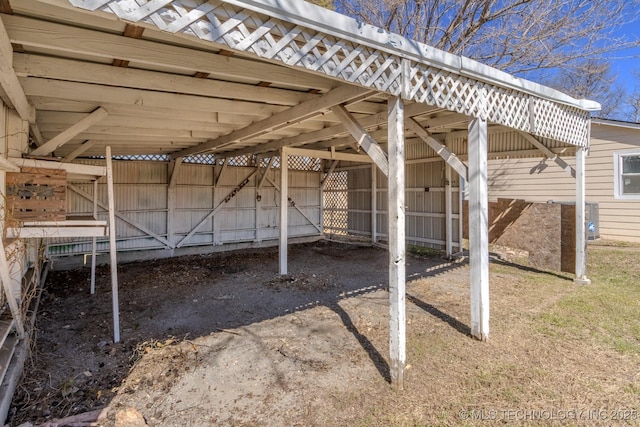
[388, 95, 406, 388]
[371, 164, 377, 243]
[105, 146, 120, 343]
[575, 146, 591, 285]
[279, 147, 289, 275]
[167, 158, 182, 250]
[468, 117, 489, 341]
[459, 177, 464, 253]
[90, 179, 98, 294]
[445, 163, 453, 257]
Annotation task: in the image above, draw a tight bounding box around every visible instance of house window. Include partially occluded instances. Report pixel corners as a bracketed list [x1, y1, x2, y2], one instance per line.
[614, 150, 640, 199]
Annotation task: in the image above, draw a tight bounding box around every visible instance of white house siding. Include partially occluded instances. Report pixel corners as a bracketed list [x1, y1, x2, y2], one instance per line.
[487, 123, 640, 243]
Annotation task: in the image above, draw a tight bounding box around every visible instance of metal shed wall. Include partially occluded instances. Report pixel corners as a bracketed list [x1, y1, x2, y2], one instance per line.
[47, 159, 322, 257]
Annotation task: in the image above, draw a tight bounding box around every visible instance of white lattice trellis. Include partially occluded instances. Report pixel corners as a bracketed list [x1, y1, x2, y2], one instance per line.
[323, 170, 348, 236]
[68, 0, 594, 147]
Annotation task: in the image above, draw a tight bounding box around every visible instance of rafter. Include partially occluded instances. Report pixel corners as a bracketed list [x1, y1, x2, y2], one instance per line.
[331, 105, 389, 176]
[517, 130, 576, 178]
[172, 85, 377, 159]
[3, 14, 334, 91]
[406, 118, 468, 180]
[0, 14, 34, 122]
[30, 107, 108, 156]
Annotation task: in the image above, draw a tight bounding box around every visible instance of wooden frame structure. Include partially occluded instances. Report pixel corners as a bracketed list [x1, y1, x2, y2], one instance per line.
[0, 0, 599, 390]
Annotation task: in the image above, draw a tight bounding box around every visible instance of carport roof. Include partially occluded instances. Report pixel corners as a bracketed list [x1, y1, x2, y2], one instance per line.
[0, 0, 599, 160]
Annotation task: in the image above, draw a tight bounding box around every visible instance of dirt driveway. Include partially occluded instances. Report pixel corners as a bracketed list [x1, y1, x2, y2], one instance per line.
[10, 241, 639, 426]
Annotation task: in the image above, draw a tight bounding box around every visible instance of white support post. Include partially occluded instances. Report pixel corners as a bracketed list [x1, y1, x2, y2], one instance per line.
[90, 179, 98, 295]
[167, 158, 182, 249]
[371, 164, 377, 244]
[105, 146, 120, 343]
[575, 146, 591, 285]
[468, 117, 489, 341]
[279, 147, 289, 275]
[445, 163, 453, 257]
[459, 177, 464, 253]
[388, 95, 406, 388]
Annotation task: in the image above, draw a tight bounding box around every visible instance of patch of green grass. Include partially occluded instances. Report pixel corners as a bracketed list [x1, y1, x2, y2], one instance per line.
[407, 245, 444, 258]
[537, 248, 640, 354]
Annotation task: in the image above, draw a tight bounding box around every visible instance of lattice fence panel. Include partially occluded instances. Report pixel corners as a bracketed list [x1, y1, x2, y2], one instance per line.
[288, 156, 321, 171]
[183, 153, 216, 165]
[322, 170, 348, 236]
[69, 0, 591, 147]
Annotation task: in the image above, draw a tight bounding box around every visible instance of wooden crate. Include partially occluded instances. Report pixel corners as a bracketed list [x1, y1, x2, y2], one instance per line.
[6, 167, 67, 222]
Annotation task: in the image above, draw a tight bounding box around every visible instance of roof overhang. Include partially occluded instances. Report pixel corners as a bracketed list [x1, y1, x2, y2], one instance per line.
[0, 0, 599, 161]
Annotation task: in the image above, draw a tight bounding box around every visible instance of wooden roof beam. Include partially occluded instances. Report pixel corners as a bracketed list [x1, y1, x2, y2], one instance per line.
[0, 14, 34, 123]
[517, 130, 576, 178]
[171, 85, 378, 159]
[217, 103, 441, 159]
[3, 14, 334, 92]
[30, 106, 108, 156]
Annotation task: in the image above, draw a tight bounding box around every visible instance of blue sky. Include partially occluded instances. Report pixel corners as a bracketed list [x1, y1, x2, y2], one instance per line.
[610, 21, 640, 94]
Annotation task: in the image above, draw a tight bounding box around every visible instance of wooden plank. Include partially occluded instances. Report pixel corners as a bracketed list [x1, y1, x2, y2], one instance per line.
[4, 14, 333, 91]
[63, 140, 96, 162]
[371, 164, 377, 243]
[5, 226, 107, 238]
[30, 107, 108, 156]
[14, 54, 316, 107]
[9, 158, 106, 177]
[6, 168, 67, 222]
[407, 117, 468, 180]
[0, 237, 24, 338]
[445, 163, 453, 257]
[279, 147, 288, 275]
[20, 77, 285, 118]
[517, 131, 576, 178]
[0, 318, 14, 354]
[331, 105, 389, 176]
[264, 175, 322, 234]
[172, 85, 377, 158]
[105, 146, 120, 343]
[0, 15, 34, 123]
[387, 96, 406, 389]
[0, 334, 17, 384]
[285, 147, 373, 163]
[468, 117, 490, 341]
[91, 180, 98, 295]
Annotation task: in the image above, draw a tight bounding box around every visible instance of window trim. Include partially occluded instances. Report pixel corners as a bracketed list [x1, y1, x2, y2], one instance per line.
[613, 149, 640, 200]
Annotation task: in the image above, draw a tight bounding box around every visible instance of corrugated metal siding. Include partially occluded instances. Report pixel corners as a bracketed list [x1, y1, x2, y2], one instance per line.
[48, 161, 322, 256]
[325, 158, 461, 250]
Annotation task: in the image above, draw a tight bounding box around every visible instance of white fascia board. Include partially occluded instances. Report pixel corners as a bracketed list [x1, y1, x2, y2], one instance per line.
[223, 0, 600, 112]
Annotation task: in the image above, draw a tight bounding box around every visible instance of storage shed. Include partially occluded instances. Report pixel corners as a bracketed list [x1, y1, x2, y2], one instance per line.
[0, 0, 598, 401]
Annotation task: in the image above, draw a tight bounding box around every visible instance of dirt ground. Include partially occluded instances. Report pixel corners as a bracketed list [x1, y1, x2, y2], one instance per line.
[9, 240, 640, 426]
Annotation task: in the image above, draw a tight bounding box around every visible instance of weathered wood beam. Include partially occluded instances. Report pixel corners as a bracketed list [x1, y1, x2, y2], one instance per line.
[407, 117, 468, 180]
[387, 96, 406, 389]
[285, 147, 373, 163]
[265, 175, 322, 234]
[0, 15, 33, 122]
[468, 117, 490, 341]
[20, 77, 283, 118]
[9, 157, 106, 177]
[105, 146, 120, 343]
[172, 85, 377, 158]
[30, 107, 108, 156]
[371, 163, 377, 243]
[63, 140, 96, 162]
[14, 54, 316, 107]
[4, 14, 333, 91]
[517, 130, 576, 178]
[279, 147, 289, 275]
[331, 104, 389, 176]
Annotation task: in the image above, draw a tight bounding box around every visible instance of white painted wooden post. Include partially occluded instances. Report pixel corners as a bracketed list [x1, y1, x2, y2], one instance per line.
[445, 163, 453, 257]
[388, 95, 405, 388]
[459, 177, 464, 253]
[575, 145, 591, 285]
[279, 147, 288, 275]
[90, 179, 98, 294]
[371, 164, 377, 244]
[105, 146, 120, 343]
[468, 117, 489, 341]
[167, 158, 181, 250]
